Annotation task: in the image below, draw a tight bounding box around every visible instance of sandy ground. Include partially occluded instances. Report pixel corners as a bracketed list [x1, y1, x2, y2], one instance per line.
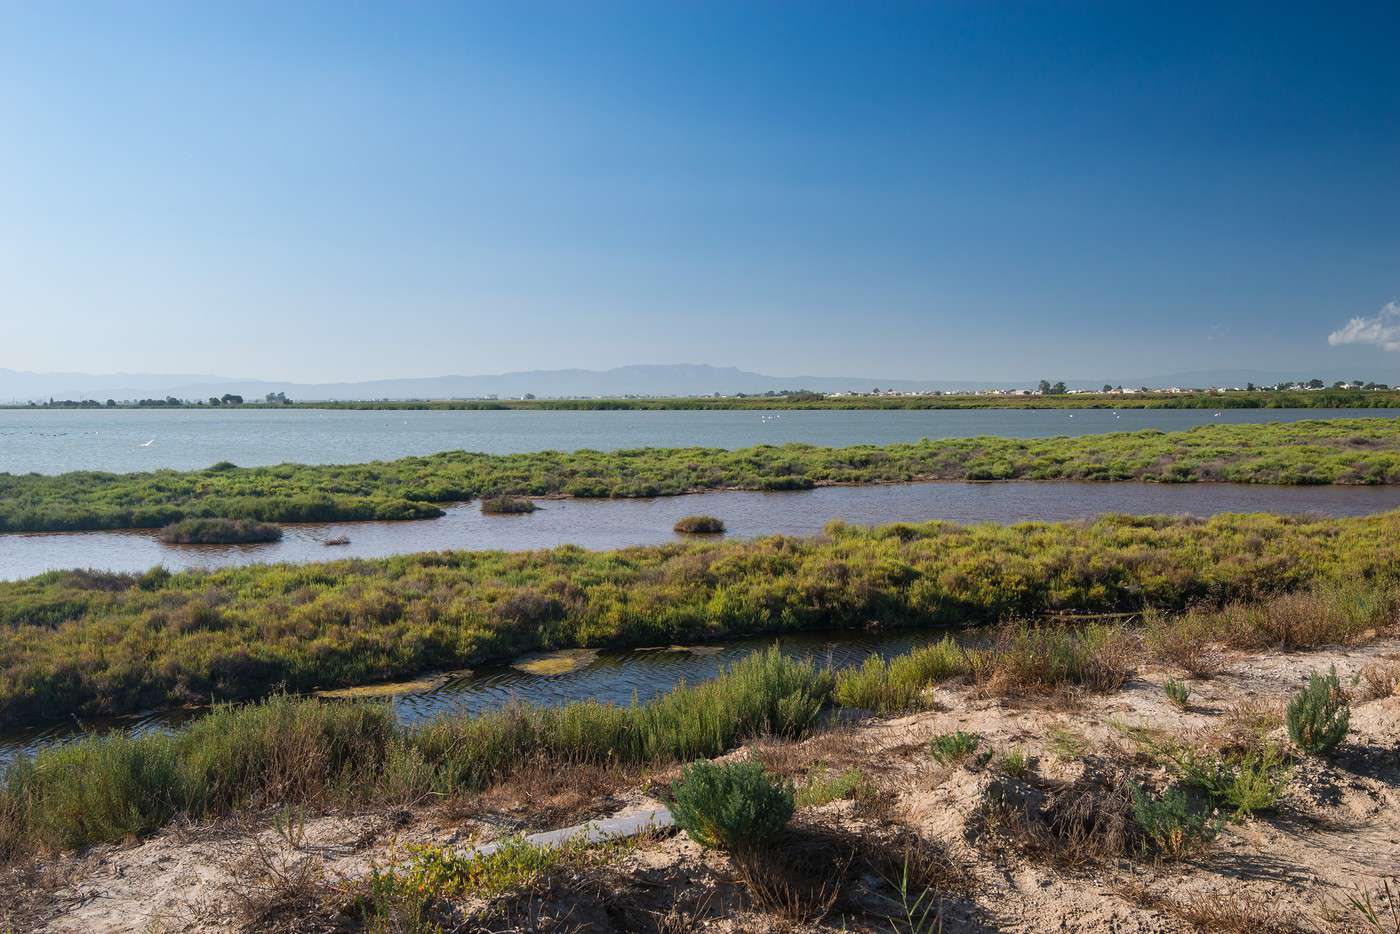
[3, 638, 1398, 933]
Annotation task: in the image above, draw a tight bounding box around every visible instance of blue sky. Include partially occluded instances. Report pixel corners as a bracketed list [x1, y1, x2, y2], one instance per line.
[2, 1, 1397, 382]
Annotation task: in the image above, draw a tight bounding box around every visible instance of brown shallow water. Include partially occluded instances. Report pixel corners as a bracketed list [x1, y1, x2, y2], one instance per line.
[5, 479, 1400, 581]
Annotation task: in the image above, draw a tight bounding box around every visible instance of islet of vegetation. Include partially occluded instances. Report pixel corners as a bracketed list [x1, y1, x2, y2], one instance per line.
[673, 515, 725, 534]
[5, 417, 1400, 533]
[478, 495, 537, 515]
[3, 509, 1399, 729]
[154, 517, 283, 545]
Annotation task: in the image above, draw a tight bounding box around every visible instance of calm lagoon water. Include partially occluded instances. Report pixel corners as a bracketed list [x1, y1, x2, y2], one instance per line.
[3, 406, 1396, 475]
[5, 479, 1400, 581]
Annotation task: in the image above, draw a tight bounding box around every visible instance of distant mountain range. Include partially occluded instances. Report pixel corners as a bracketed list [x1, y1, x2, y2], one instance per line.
[1, 364, 1393, 403]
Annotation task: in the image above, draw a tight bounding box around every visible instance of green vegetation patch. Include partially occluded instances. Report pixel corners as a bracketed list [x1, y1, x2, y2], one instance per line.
[155, 517, 283, 545]
[674, 514, 726, 534]
[5, 417, 1400, 532]
[2, 510, 1399, 728]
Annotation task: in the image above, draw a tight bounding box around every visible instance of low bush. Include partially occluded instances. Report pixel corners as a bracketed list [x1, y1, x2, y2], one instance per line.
[1129, 785, 1221, 859]
[669, 758, 794, 850]
[1286, 666, 1350, 756]
[479, 496, 537, 515]
[673, 515, 725, 534]
[1164, 678, 1190, 710]
[156, 518, 283, 544]
[1167, 744, 1291, 820]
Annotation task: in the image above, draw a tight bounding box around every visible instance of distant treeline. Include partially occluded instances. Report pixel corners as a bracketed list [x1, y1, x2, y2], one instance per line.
[4, 418, 1400, 533]
[11, 389, 1400, 411]
[286, 389, 1400, 410]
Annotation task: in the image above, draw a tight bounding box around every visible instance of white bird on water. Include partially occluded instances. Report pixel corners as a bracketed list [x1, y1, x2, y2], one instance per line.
[140, 439, 155, 447]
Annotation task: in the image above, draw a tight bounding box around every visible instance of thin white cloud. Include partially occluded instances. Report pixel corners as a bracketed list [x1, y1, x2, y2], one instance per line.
[1328, 300, 1400, 352]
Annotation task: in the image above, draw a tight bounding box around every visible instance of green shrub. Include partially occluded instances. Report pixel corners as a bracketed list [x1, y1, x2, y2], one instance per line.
[928, 731, 981, 765]
[156, 517, 282, 545]
[1164, 678, 1190, 710]
[480, 496, 537, 515]
[670, 758, 794, 850]
[1286, 666, 1350, 756]
[1167, 744, 1291, 819]
[1129, 785, 1220, 859]
[673, 515, 725, 534]
[10, 733, 182, 848]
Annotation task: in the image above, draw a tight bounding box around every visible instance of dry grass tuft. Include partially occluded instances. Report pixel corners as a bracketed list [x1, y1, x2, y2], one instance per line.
[460, 755, 633, 831]
[969, 623, 1138, 699]
[1357, 659, 1400, 702]
[228, 836, 344, 932]
[1117, 879, 1316, 934]
[980, 770, 1136, 869]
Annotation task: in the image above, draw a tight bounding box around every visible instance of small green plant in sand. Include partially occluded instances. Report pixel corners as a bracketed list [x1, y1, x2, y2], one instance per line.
[997, 747, 1029, 778]
[1286, 666, 1350, 756]
[1164, 678, 1190, 710]
[928, 731, 981, 766]
[794, 767, 867, 809]
[1129, 785, 1221, 859]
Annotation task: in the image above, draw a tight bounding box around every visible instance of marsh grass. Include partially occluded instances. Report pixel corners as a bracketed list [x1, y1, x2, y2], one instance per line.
[833, 637, 965, 711]
[969, 622, 1138, 697]
[8, 417, 1400, 534]
[0, 648, 830, 853]
[4, 511, 1399, 728]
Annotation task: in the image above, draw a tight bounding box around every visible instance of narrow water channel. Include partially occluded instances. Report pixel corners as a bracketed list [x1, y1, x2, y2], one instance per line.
[5, 479, 1400, 580]
[0, 627, 972, 765]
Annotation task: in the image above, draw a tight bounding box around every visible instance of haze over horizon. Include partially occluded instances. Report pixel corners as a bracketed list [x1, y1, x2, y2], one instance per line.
[3, 1, 1397, 381]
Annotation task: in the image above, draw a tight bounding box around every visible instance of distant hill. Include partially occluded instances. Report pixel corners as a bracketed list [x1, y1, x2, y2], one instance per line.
[3, 363, 1394, 403]
[0, 364, 992, 402]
